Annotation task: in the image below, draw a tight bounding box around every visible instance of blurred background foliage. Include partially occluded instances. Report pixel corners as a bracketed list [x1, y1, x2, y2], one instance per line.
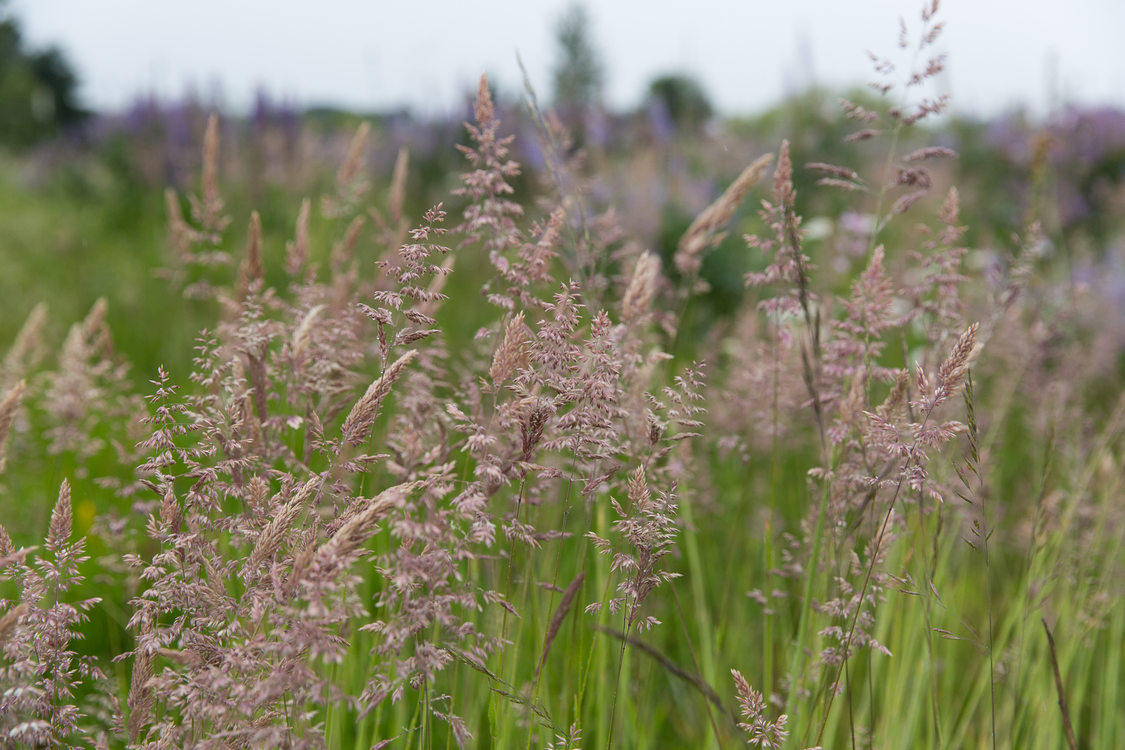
[1, 0, 1124, 509]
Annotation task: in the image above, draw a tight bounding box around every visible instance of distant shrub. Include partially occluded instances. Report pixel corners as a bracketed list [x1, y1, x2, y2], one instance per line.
[644, 74, 714, 133]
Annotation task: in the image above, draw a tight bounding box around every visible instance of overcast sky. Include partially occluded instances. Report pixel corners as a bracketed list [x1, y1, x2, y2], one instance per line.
[10, 0, 1125, 118]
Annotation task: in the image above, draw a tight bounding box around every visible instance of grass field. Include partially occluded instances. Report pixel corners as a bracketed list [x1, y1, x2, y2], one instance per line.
[1, 10, 1123, 749]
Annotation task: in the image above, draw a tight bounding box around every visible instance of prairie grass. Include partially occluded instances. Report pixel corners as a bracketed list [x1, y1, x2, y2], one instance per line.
[1, 4, 1124, 748]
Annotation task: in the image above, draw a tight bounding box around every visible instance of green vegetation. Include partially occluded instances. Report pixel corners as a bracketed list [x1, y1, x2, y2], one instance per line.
[0, 5, 1123, 750]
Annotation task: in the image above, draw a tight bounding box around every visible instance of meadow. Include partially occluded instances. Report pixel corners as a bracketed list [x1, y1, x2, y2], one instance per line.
[1, 8, 1124, 749]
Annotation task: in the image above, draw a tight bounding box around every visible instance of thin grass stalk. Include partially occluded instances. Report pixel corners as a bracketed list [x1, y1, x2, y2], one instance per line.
[672, 154, 772, 359]
[915, 500, 942, 749]
[779, 144, 838, 741]
[512, 525, 540, 741]
[1042, 618, 1079, 750]
[764, 318, 782, 708]
[1010, 405, 1057, 739]
[1090, 474, 1125, 746]
[782, 457, 829, 734]
[676, 488, 721, 750]
[895, 463, 944, 749]
[817, 320, 979, 744]
[1010, 395, 1125, 746]
[1055, 446, 1124, 749]
[866, 644, 875, 744]
[865, 15, 929, 252]
[515, 55, 595, 293]
[491, 477, 528, 741]
[604, 609, 630, 750]
[583, 501, 613, 748]
[421, 666, 431, 750]
[524, 481, 578, 749]
[669, 584, 723, 747]
[1099, 605, 1123, 745]
[399, 667, 424, 749]
[814, 465, 904, 746]
[1059, 392, 1125, 535]
[962, 374, 998, 749]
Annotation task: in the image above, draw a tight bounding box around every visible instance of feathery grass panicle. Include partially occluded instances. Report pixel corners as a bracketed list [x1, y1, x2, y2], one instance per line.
[904, 146, 957, 162]
[164, 187, 191, 263]
[456, 74, 523, 273]
[772, 140, 795, 208]
[745, 141, 812, 323]
[0, 525, 13, 563]
[332, 214, 367, 272]
[323, 121, 373, 218]
[290, 304, 325, 361]
[805, 162, 860, 181]
[389, 146, 410, 224]
[489, 311, 529, 389]
[544, 724, 583, 750]
[731, 670, 792, 749]
[44, 298, 138, 461]
[0, 379, 26, 469]
[588, 465, 682, 632]
[285, 197, 312, 276]
[913, 322, 980, 414]
[126, 615, 155, 744]
[313, 482, 414, 572]
[240, 210, 264, 290]
[0, 603, 27, 649]
[337, 121, 371, 189]
[622, 250, 661, 324]
[806, 160, 868, 194]
[340, 349, 417, 446]
[244, 476, 319, 575]
[935, 322, 979, 399]
[2, 302, 48, 389]
[536, 572, 585, 679]
[190, 113, 229, 243]
[676, 153, 773, 277]
[0, 480, 104, 747]
[519, 206, 564, 288]
[46, 479, 73, 551]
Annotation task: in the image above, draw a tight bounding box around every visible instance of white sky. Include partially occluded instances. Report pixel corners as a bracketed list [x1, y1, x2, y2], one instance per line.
[10, 0, 1125, 118]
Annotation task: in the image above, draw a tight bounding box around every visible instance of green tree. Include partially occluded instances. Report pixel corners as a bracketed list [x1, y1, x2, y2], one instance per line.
[551, 4, 603, 118]
[0, 0, 87, 148]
